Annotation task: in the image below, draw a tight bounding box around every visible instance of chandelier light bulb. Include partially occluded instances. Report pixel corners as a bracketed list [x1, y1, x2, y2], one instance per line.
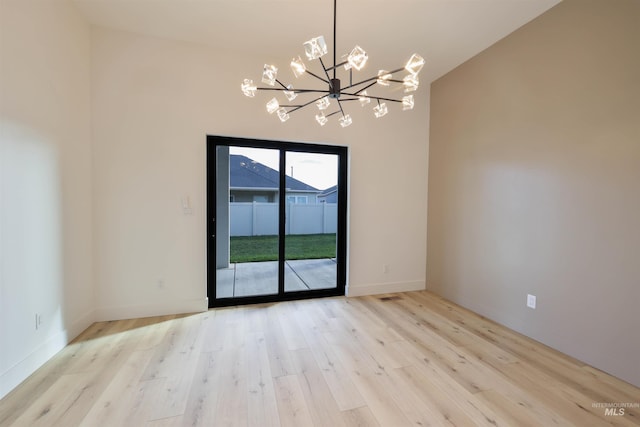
[403, 74, 419, 92]
[347, 45, 368, 71]
[376, 70, 392, 86]
[316, 96, 331, 110]
[290, 56, 306, 78]
[276, 108, 290, 122]
[405, 53, 425, 75]
[284, 84, 297, 101]
[402, 95, 415, 110]
[262, 64, 278, 86]
[315, 113, 329, 126]
[359, 91, 371, 106]
[341, 53, 352, 70]
[266, 98, 279, 114]
[303, 36, 328, 60]
[373, 102, 388, 118]
[339, 114, 352, 128]
[241, 79, 257, 97]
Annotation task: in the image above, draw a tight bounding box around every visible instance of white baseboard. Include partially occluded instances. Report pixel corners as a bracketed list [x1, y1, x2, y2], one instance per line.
[346, 280, 425, 297]
[94, 298, 209, 322]
[0, 309, 95, 400]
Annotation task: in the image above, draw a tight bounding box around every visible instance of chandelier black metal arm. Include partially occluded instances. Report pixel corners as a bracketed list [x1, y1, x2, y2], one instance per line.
[325, 61, 350, 72]
[302, 69, 330, 85]
[253, 86, 405, 104]
[318, 58, 334, 88]
[342, 67, 405, 91]
[341, 94, 404, 104]
[255, 87, 329, 94]
[279, 93, 331, 114]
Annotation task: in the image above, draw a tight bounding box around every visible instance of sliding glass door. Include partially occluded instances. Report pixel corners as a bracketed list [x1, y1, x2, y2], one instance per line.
[207, 136, 347, 307]
[284, 152, 339, 292]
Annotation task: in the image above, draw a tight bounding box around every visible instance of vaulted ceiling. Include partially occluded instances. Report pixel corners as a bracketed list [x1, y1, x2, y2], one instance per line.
[73, 0, 561, 83]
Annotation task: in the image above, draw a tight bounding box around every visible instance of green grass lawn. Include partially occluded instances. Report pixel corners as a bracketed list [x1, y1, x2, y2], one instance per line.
[230, 233, 336, 263]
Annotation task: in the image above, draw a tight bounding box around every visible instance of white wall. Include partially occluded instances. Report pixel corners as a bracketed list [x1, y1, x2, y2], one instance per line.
[0, 0, 93, 399]
[91, 26, 429, 317]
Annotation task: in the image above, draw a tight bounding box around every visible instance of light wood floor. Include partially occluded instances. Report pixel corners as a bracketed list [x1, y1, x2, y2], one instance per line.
[1, 291, 638, 426]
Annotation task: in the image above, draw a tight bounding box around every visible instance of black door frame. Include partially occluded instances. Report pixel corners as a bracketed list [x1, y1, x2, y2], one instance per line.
[207, 135, 348, 308]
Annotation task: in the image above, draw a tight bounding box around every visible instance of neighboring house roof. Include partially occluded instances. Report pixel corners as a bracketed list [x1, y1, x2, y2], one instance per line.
[230, 154, 319, 192]
[318, 185, 337, 198]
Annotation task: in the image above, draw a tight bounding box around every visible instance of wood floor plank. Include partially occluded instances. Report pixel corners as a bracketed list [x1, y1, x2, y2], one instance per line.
[289, 348, 346, 427]
[264, 305, 297, 378]
[340, 406, 381, 427]
[581, 365, 640, 405]
[373, 321, 506, 426]
[121, 378, 167, 427]
[78, 348, 156, 427]
[0, 350, 85, 426]
[497, 361, 639, 427]
[391, 293, 519, 364]
[1, 291, 639, 426]
[377, 300, 573, 426]
[273, 375, 314, 427]
[393, 364, 480, 427]
[133, 316, 179, 351]
[360, 295, 496, 395]
[329, 299, 411, 370]
[179, 351, 221, 427]
[245, 303, 270, 334]
[275, 302, 308, 351]
[7, 372, 93, 427]
[246, 331, 281, 427]
[145, 414, 184, 426]
[64, 319, 137, 376]
[211, 322, 249, 426]
[291, 300, 367, 412]
[148, 314, 207, 420]
[325, 327, 414, 426]
[6, 340, 134, 427]
[477, 389, 555, 427]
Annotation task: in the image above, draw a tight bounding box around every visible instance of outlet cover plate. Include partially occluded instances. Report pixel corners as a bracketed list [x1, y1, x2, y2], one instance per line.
[527, 294, 537, 309]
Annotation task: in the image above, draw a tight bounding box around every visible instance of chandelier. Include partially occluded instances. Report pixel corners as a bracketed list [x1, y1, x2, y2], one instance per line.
[240, 0, 425, 128]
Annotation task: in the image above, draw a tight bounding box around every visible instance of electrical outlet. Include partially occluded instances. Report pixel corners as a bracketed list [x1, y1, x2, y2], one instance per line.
[181, 196, 193, 215]
[35, 313, 42, 330]
[157, 279, 165, 290]
[382, 264, 389, 274]
[527, 294, 537, 309]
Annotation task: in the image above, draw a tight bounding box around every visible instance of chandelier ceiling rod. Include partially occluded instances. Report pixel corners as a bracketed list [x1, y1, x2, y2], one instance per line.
[333, 0, 337, 81]
[241, 0, 425, 127]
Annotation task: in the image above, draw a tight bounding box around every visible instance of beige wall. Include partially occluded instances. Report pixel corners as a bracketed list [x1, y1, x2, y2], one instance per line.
[91, 26, 429, 319]
[0, 0, 93, 398]
[428, 0, 640, 386]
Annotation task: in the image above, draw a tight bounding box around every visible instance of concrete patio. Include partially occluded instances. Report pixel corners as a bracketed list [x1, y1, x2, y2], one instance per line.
[216, 258, 337, 298]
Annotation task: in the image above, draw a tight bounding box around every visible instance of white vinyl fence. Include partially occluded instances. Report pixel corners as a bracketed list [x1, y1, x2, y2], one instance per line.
[230, 202, 337, 236]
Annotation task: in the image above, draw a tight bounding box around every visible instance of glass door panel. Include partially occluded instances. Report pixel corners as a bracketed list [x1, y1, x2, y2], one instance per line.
[284, 152, 339, 292]
[215, 146, 280, 299]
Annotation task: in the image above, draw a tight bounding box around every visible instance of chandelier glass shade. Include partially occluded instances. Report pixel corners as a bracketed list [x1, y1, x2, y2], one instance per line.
[241, 0, 425, 128]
